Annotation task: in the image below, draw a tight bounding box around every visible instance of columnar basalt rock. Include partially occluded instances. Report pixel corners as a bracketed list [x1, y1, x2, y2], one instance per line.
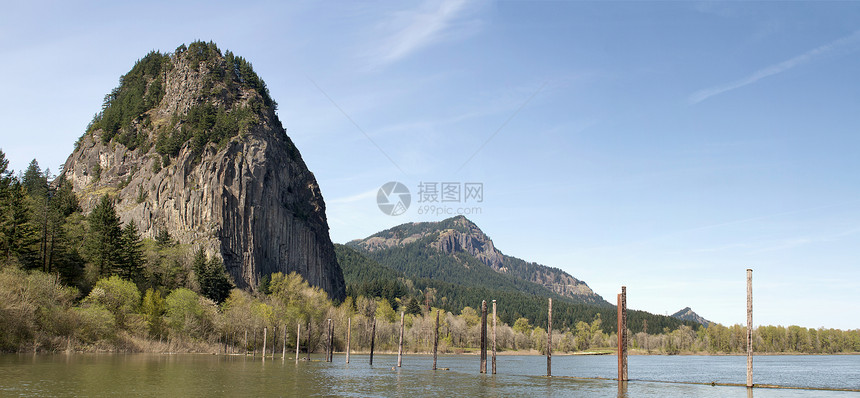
[61, 42, 345, 300]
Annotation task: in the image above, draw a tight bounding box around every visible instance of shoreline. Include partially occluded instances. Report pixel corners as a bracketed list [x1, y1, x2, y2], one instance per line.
[9, 348, 857, 356]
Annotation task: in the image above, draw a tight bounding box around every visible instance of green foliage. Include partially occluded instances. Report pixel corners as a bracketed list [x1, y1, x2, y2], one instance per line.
[192, 248, 234, 304]
[155, 229, 173, 248]
[513, 317, 532, 334]
[84, 276, 140, 328]
[404, 296, 422, 315]
[141, 288, 166, 338]
[165, 287, 215, 339]
[73, 305, 116, 343]
[223, 49, 277, 110]
[22, 159, 47, 196]
[258, 274, 271, 295]
[84, 195, 123, 277]
[268, 272, 331, 325]
[336, 244, 408, 308]
[0, 268, 78, 351]
[119, 220, 144, 282]
[141, 238, 189, 292]
[375, 298, 397, 323]
[89, 51, 172, 149]
[154, 102, 255, 161]
[1, 180, 36, 264]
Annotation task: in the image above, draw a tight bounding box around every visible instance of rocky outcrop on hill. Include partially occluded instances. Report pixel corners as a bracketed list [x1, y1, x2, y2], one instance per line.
[351, 215, 605, 304]
[61, 42, 345, 300]
[671, 307, 712, 327]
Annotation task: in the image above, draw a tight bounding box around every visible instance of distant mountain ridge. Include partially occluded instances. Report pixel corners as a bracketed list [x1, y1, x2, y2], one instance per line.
[348, 215, 607, 305]
[671, 307, 712, 327]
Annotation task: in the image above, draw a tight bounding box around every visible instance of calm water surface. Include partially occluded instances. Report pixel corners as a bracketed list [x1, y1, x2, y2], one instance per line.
[1, 353, 857, 397]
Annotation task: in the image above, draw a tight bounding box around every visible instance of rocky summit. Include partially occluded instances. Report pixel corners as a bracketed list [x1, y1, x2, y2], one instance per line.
[61, 41, 345, 300]
[350, 215, 607, 305]
[671, 307, 712, 327]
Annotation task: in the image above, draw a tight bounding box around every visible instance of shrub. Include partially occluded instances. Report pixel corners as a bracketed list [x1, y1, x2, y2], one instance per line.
[84, 276, 140, 328]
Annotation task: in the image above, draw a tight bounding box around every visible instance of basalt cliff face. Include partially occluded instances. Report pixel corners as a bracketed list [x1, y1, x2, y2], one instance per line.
[61, 42, 345, 300]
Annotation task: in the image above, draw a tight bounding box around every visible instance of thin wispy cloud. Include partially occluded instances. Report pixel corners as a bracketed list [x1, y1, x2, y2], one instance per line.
[328, 188, 377, 204]
[689, 29, 860, 104]
[370, 0, 485, 67]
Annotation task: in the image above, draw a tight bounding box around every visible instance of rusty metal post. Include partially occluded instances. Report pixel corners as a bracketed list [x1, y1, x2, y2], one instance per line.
[547, 298, 552, 377]
[747, 269, 753, 388]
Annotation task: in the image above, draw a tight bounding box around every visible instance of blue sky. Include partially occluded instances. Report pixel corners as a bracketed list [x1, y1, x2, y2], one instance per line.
[2, 1, 859, 329]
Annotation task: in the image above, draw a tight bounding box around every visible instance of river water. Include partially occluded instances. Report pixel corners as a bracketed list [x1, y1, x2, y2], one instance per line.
[1, 353, 857, 397]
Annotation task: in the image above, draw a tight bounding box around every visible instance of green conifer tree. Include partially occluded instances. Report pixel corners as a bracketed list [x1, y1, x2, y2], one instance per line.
[119, 219, 145, 282]
[84, 195, 123, 277]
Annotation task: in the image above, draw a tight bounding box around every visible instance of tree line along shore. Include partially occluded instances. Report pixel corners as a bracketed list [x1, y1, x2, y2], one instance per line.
[1, 153, 858, 355]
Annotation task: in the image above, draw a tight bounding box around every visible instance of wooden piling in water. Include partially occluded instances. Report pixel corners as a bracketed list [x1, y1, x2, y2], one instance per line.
[747, 269, 753, 388]
[328, 319, 334, 362]
[253, 328, 257, 357]
[617, 286, 628, 381]
[244, 330, 248, 354]
[346, 317, 351, 364]
[282, 325, 287, 361]
[295, 323, 301, 364]
[306, 322, 311, 361]
[324, 319, 330, 362]
[369, 318, 377, 366]
[433, 310, 439, 371]
[262, 327, 267, 359]
[272, 326, 277, 360]
[492, 300, 497, 375]
[480, 300, 488, 374]
[398, 311, 405, 367]
[547, 298, 552, 377]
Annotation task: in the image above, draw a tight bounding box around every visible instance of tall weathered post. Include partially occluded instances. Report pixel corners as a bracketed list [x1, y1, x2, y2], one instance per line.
[326, 319, 333, 362]
[617, 286, 628, 381]
[253, 328, 258, 357]
[492, 299, 497, 375]
[398, 311, 405, 367]
[433, 310, 440, 370]
[346, 317, 351, 364]
[369, 318, 377, 366]
[747, 269, 753, 388]
[305, 322, 311, 361]
[282, 325, 287, 361]
[329, 320, 335, 362]
[480, 300, 488, 374]
[244, 330, 248, 354]
[262, 327, 267, 359]
[547, 298, 552, 377]
[295, 323, 301, 364]
[272, 326, 277, 359]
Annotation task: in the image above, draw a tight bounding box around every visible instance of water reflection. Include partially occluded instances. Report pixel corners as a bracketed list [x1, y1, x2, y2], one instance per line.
[617, 381, 628, 398]
[0, 354, 856, 397]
